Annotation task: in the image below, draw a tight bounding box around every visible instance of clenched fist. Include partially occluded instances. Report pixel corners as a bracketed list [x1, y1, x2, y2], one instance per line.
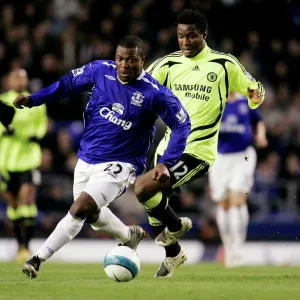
[247, 81, 265, 106]
[13, 95, 33, 109]
[152, 163, 170, 183]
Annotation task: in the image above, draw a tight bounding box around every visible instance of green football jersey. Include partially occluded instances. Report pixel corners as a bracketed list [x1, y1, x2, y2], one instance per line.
[0, 90, 47, 173]
[147, 45, 264, 166]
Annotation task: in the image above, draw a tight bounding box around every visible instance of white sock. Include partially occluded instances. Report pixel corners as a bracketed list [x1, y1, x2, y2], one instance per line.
[35, 212, 85, 260]
[90, 206, 130, 244]
[216, 205, 231, 248]
[228, 206, 243, 252]
[240, 203, 249, 242]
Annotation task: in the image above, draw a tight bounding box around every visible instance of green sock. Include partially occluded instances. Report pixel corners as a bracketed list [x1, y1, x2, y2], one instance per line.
[144, 192, 181, 232]
[17, 204, 38, 249]
[7, 206, 25, 249]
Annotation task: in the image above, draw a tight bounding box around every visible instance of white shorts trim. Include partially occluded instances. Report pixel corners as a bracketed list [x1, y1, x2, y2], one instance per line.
[73, 159, 136, 208]
[209, 146, 257, 202]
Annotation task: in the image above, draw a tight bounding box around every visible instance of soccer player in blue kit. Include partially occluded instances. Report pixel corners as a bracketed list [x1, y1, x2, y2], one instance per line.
[14, 36, 191, 279]
[209, 91, 268, 267]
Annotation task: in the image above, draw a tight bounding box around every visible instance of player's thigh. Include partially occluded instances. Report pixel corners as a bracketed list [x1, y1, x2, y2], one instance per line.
[229, 147, 257, 193]
[5, 172, 21, 197]
[84, 161, 136, 208]
[18, 169, 41, 203]
[73, 159, 91, 201]
[169, 153, 210, 190]
[209, 154, 232, 202]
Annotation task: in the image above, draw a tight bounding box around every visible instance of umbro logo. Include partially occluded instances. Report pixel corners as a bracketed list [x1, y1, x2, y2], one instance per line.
[47, 246, 54, 254]
[192, 65, 200, 71]
[101, 193, 108, 202]
[105, 75, 116, 80]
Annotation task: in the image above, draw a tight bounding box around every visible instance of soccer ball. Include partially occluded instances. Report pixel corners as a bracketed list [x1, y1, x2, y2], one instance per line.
[103, 246, 140, 282]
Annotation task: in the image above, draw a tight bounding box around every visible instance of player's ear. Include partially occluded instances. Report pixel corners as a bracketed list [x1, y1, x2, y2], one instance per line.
[203, 30, 208, 40]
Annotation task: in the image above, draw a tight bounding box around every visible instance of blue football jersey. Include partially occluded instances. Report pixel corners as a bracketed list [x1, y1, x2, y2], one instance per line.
[30, 60, 191, 175]
[218, 96, 261, 153]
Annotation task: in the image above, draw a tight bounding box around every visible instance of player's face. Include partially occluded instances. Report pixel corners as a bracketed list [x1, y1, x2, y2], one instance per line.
[8, 69, 28, 92]
[115, 46, 145, 82]
[177, 24, 207, 58]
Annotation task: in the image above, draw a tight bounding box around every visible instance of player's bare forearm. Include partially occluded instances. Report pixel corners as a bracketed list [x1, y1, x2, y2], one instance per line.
[255, 121, 268, 148]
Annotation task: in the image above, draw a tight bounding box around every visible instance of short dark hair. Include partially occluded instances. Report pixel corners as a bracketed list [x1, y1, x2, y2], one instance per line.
[118, 35, 145, 56]
[177, 9, 208, 33]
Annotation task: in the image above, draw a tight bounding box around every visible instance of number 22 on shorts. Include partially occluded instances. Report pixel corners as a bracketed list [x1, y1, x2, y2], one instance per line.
[104, 163, 123, 177]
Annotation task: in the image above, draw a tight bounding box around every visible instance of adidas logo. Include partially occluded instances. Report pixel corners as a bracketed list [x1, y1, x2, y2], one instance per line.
[192, 65, 200, 71]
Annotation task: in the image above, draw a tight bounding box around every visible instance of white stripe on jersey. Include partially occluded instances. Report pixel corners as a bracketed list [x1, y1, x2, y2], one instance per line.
[141, 77, 159, 90]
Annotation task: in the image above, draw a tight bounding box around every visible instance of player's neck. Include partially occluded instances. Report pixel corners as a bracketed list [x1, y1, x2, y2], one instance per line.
[117, 76, 129, 84]
[183, 43, 207, 59]
[194, 42, 207, 57]
[11, 89, 26, 94]
[117, 70, 145, 84]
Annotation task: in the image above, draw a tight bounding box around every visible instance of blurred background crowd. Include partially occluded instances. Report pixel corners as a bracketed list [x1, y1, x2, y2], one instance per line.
[0, 0, 299, 242]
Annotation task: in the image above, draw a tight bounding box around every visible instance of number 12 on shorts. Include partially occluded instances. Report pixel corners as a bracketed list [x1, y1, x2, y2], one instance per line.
[169, 160, 188, 180]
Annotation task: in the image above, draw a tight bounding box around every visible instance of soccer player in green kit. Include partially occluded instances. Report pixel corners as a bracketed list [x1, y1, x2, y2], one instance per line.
[0, 69, 47, 262]
[134, 9, 265, 277]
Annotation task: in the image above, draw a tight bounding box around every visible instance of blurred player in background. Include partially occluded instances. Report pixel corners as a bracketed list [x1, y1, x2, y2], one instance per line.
[0, 69, 47, 262]
[134, 8, 265, 278]
[14, 35, 191, 279]
[209, 91, 268, 268]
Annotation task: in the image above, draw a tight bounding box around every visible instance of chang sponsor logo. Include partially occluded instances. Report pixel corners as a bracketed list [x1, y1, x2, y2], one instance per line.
[112, 103, 124, 115]
[99, 107, 132, 130]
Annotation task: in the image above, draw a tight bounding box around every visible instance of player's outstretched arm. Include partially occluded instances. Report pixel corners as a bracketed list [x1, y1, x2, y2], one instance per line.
[14, 63, 95, 108]
[227, 54, 265, 109]
[254, 120, 268, 148]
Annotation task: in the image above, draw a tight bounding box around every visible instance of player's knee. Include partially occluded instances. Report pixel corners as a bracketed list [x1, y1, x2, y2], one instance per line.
[85, 210, 100, 224]
[134, 180, 146, 203]
[219, 200, 230, 211]
[69, 192, 98, 220]
[134, 179, 154, 203]
[69, 202, 90, 219]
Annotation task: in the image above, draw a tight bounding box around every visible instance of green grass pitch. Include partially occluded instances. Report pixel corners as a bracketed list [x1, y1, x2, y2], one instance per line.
[1, 262, 300, 300]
